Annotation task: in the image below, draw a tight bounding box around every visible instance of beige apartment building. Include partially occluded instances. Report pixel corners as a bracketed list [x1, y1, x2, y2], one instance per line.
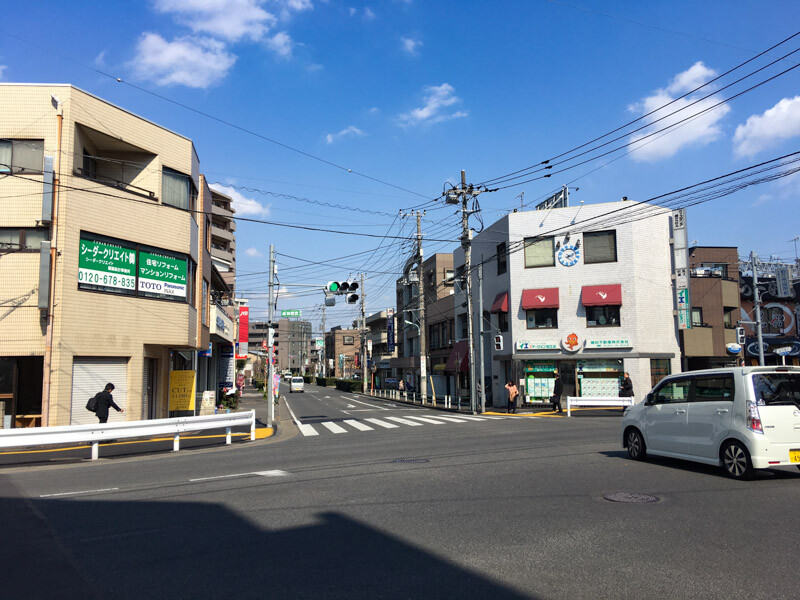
[0, 83, 213, 427]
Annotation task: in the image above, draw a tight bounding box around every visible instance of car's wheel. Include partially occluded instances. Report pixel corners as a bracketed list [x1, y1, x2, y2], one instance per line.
[721, 441, 754, 480]
[625, 428, 646, 460]
[796, 465, 800, 473]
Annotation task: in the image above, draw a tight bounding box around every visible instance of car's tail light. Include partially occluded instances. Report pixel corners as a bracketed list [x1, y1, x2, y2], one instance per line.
[746, 400, 763, 434]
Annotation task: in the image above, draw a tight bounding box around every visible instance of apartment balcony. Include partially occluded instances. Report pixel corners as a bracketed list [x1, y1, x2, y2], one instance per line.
[212, 202, 234, 218]
[682, 326, 714, 357]
[211, 245, 233, 264]
[368, 331, 388, 345]
[211, 224, 234, 243]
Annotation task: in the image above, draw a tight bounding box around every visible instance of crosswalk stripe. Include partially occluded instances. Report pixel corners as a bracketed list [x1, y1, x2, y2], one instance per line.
[403, 416, 445, 425]
[298, 423, 319, 436]
[364, 418, 399, 429]
[385, 416, 423, 426]
[321, 422, 347, 434]
[446, 414, 490, 421]
[343, 419, 373, 431]
[424, 415, 468, 423]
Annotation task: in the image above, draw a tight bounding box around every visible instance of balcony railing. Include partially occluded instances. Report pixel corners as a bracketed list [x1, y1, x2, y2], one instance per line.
[74, 167, 156, 200]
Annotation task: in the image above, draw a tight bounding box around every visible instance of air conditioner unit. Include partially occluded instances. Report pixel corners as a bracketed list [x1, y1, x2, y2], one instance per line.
[448, 340, 454, 346]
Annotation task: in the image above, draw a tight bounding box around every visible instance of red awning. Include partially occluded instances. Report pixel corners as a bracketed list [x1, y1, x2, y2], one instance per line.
[445, 340, 470, 372]
[581, 284, 623, 306]
[490, 292, 509, 313]
[521, 288, 559, 310]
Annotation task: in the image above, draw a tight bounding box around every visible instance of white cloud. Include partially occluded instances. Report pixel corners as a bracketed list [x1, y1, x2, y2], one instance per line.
[131, 33, 236, 88]
[364, 7, 376, 20]
[399, 83, 468, 126]
[733, 96, 800, 158]
[154, 0, 277, 42]
[627, 62, 729, 162]
[306, 63, 324, 72]
[400, 36, 422, 56]
[94, 51, 106, 66]
[266, 31, 293, 57]
[349, 7, 356, 16]
[325, 125, 365, 144]
[0, 65, 6, 80]
[245, 247, 264, 257]
[210, 184, 271, 216]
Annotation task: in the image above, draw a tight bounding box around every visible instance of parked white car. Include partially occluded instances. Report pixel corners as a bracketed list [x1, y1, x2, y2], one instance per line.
[621, 366, 800, 479]
[289, 377, 305, 393]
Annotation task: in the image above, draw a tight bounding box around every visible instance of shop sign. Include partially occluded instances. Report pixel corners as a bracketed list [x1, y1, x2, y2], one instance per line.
[78, 238, 136, 292]
[561, 332, 584, 353]
[676, 288, 689, 310]
[516, 341, 558, 350]
[525, 360, 557, 372]
[198, 342, 213, 357]
[775, 266, 792, 298]
[725, 342, 742, 355]
[586, 339, 631, 349]
[577, 360, 622, 372]
[218, 345, 235, 389]
[138, 250, 187, 298]
[280, 309, 301, 317]
[387, 311, 395, 352]
[678, 309, 692, 330]
[168, 370, 196, 411]
[774, 346, 793, 356]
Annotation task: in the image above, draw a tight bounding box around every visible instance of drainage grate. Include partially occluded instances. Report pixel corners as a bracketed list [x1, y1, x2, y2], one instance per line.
[392, 458, 430, 464]
[603, 492, 660, 504]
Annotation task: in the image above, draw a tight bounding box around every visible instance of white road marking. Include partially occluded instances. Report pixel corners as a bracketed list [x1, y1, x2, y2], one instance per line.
[190, 470, 289, 482]
[324, 396, 331, 399]
[253, 470, 289, 477]
[364, 418, 399, 429]
[346, 404, 356, 408]
[347, 397, 389, 411]
[423, 415, 468, 423]
[40, 488, 119, 498]
[343, 419, 374, 431]
[321, 421, 347, 434]
[284, 398, 320, 436]
[385, 416, 423, 427]
[403, 416, 445, 425]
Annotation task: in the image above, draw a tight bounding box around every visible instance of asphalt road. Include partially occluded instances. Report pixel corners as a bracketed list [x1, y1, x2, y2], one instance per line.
[2, 382, 798, 599]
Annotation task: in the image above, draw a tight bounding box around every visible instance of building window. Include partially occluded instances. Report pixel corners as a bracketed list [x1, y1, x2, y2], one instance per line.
[162, 168, 194, 210]
[201, 279, 209, 326]
[524, 237, 555, 268]
[0, 227, 50, 250]
[459, 315, 468, 339]
[497, 242, 507, 274]
[343, 335, 355, 345]
[429, 324, 439, 349]
[0, 139, 44, 173]
[691, 307, 703, 326]
[444, 269, 454, 284]
[498, 311, 509, 333]
[723, 308, 735, 328]
[586, 305, 620, 327]
[526, 308, 558, 329]
[583, 230, 617, 264]
[650, 359, 671, 388]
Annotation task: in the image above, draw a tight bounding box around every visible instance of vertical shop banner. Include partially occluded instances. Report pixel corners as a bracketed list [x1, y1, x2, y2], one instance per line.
[218, 345, 235, 390]
[78, 238, 137, 291]
[237, 306, 249, 358]
[387, 308, 395, 352]
[672, 209, 691, 330]
[138, 250, 187, 298]
[168, 370, 196, 411]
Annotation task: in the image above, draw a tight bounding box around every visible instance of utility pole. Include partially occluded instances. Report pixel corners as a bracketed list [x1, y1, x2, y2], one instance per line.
[321, 303, 326, 378]
[751, 251, 765, 366]
[361, 273, 368, 393]
[416, 211, 428, 404]
[478, 257, 486, 413]
[267, 244, 276, 428]
[446, 170, 483, 414]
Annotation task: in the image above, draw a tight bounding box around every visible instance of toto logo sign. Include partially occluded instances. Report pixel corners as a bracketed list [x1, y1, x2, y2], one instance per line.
[140, 281, 163, 290]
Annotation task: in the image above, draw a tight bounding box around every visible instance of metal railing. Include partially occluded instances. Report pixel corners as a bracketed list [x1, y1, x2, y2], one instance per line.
[0, 410, 256, 460]
[368, 388, 463, 409]
[566, 396, 634, 417]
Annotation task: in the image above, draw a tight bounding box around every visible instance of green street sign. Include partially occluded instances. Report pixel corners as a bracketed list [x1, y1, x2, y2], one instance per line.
[281, 309, 301, 317]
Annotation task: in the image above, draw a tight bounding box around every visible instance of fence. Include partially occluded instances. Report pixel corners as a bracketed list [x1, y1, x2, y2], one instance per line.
[368, 389, 469, 410]
[0, 410, 256, 460]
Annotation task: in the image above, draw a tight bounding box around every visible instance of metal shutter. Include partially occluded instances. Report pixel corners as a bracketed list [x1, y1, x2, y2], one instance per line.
[71, 358, 128, 425]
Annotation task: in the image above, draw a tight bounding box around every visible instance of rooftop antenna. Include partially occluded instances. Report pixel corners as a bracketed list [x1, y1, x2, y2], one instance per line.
[570, 199, 585, 225]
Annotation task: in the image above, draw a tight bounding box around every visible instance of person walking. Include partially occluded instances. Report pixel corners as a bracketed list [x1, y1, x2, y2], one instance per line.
[619, 372, 634, 412]
[95, 382, 123, 424]
[504, 380, 518, 414]
[550, 372, 563, 413]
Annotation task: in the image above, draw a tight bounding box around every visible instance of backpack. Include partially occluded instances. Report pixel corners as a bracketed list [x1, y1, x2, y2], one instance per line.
[86, 393, 100, 413]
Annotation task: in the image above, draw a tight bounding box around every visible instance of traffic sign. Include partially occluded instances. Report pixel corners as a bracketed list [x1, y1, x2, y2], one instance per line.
[261, 339, 268, 349]
[773, 346, 793, 356]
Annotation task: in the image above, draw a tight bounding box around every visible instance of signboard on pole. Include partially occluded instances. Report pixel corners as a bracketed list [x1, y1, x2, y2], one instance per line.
[237, 306, 249, 358]
[387, 309, 395, 353]
[678, 309, 692, 330]
[281, 309, 301, 317]
[676, 288, 690, 310]
[775, 266, 792, 298]
[672, 209, 692, 331]
[78, 238, 136, 292]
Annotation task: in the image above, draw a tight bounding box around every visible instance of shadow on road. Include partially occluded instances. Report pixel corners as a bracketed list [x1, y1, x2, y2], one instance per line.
[0, 475, 535, 600]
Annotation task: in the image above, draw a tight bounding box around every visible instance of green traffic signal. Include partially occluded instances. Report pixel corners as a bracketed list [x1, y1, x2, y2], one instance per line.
[327, 281, 340, 292]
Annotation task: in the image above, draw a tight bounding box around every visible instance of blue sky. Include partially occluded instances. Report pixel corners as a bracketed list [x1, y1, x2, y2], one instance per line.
[2, 1, 799, 330]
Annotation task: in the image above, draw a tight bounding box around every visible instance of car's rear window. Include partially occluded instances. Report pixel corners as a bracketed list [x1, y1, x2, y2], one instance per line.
[292, 377, 304, 383]
[752, 373, 800, 408]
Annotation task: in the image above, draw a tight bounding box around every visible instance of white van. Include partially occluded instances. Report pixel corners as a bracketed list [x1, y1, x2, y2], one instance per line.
[289, 377, 305, 393]
[621, 366, 800, 479]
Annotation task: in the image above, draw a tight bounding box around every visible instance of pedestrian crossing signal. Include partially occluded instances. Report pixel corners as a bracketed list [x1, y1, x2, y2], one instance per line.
[494, 335, 503, 351]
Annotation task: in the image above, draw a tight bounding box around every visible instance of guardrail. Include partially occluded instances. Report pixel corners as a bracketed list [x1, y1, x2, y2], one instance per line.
[369, 389, 462, 409]
[566, 396, 634, 417]
[0, 410, 256, 460]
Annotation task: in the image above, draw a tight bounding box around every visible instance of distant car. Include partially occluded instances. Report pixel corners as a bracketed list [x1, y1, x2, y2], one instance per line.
[282, 370, 292, 380]
[622, 366, 800, 479]
[290, 377, 305, 393]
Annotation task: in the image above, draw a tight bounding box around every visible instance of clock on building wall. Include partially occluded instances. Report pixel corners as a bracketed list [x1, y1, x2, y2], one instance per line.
[557, 244, 580, 267]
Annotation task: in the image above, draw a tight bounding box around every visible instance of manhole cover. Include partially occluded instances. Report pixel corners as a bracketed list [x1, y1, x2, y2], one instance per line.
[392, 458, 430, 464]
[603, 492, 659, 503]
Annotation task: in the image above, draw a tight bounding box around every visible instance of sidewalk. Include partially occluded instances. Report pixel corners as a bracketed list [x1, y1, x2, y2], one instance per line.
[236, 385, 286, 437]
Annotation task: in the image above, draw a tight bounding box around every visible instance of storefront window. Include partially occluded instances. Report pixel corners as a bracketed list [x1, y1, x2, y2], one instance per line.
[650, 359, 672, 388]
[586, 305, 620, 327]
[526, 308, 558, 329]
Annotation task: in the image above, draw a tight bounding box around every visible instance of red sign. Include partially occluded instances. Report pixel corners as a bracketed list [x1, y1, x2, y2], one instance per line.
[262, 339, 268, 349]
[238, 307, 249, 343]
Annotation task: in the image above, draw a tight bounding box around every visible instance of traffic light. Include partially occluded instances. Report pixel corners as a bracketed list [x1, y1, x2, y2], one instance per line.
[494, 335, 503, 351]
[324, 279, 359, 304]
[346, 293, 359, 304]
[326, 281, 341, 293]
[736, 326, 746, 345]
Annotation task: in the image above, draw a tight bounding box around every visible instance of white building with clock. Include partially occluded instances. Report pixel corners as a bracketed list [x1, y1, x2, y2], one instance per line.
[451, 198, 681, 408]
